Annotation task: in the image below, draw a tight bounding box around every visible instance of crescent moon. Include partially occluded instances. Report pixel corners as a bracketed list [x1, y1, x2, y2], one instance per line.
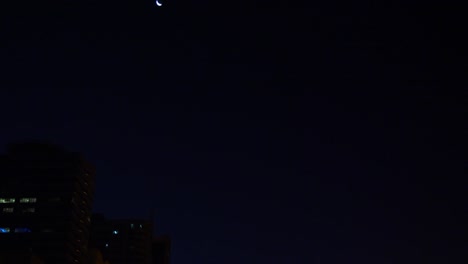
[156, 0, 162, 6]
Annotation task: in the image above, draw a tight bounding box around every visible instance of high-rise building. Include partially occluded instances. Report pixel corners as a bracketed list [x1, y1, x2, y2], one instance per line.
[89, 214, 153, 264]
[0, 142, 95, 264]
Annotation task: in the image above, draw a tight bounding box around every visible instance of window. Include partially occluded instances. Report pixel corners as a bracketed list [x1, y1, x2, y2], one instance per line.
[2, 208, 14, 213]
[20, 198, 37, 203]
[0, 198, 15, 203]
[14, 228, 31, 233]
[0, 228, 10, 233]
[23, 208, 35, 213]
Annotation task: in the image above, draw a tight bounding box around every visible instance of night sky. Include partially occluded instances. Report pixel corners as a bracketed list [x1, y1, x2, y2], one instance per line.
[0, 0, 466, 263]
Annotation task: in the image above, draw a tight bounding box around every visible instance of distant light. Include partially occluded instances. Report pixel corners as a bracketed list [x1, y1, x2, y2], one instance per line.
[140, 224, 143, 229]
[0, 228, 10, 233]
[105, 243, 109, 248]
[113, 230, 119, 235]
[131, 224, 134, 229]
[156, 0, 162, 6]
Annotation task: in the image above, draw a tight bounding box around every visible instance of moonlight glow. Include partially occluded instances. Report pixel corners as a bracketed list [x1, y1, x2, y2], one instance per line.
[156, 0, 162, 6]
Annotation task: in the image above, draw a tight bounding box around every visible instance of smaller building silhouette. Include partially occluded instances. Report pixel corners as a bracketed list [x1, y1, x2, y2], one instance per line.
[89, 214, 153, 264]
[152, 235, 171, 264]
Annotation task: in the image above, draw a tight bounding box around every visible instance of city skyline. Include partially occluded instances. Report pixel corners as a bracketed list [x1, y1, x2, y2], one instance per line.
[0, 142, 171, 264]
[1, 0, 464, 263]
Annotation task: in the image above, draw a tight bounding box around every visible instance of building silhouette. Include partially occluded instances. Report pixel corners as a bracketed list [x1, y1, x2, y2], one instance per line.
[89, 214, 153, 264]
[0, 142, 95, 264]
[152, 236, 171, 264]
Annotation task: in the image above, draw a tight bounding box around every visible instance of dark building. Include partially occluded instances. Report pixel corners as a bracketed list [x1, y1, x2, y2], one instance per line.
[152, 236, 171, 264]
[0, 142, 95, 264]
[89, 214, 153, 264]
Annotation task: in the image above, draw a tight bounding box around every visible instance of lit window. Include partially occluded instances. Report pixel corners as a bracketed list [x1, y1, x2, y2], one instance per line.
[19, 198, 37, 203]
[23, 208, 35, 213]
[113, 230, 119, 235]
[0, 198, 15, 204]
[14, 228, 31, 233]
[3, 208, 14, 213]
[0, 228, 10, 233]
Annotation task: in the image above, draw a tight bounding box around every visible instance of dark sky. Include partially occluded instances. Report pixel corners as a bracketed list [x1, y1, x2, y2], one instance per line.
[0, 0, 466, 263]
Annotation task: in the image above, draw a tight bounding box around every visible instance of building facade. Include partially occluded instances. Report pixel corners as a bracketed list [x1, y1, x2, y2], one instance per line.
[89, 214, 153, 264]
[152, 236, 171, 264]
[0, 142, 95, 264]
